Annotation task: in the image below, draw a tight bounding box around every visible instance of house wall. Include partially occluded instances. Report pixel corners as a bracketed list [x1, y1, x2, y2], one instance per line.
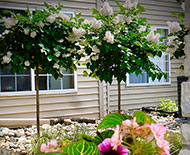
[0, 0, 102, 119]
[0, 0, 184, 120]
[107, 0, 184, 112]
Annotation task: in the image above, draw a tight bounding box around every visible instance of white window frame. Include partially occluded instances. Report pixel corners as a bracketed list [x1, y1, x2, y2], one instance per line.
[126, 26, 171, 87]
[0, 6, 78, 96]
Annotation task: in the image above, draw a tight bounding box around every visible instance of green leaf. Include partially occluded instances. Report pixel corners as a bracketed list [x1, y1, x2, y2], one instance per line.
[26, 42, 32, 50]
[170, 12, 185, 19]
[90, 8, 99, 15]
[133, 111, 156, 125]
[44, 153, 63, 155]
[44, 2, 50, 9]
[97, 113, 131, 130]
[93, 130, 114, 145]
[63, 140, 100, 155]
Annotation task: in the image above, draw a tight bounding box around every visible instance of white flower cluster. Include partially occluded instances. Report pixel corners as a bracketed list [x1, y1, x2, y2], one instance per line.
[104, 31, 114, 44]
[66, 27, 85, 43]
[24, 60, 30, 66]
[100, 2, 113, 16]
[53, 63, 59, 69]
[2, 51, 12, 64]
[166, 36, 182, 54]
[30, 31, 37, 38]
[167, 21, 182, 33]
[91, 45, 100, 54]
[46, 12, 69, 23]
[113, 15, 124, 24]
[36, 21, 45, 28]
[113, 14, 132, 24]
[90, 18, 102, 29]
[138, 25, 146, 32]
[147, 28, 160, 43]
[124, 0, 138, 10]
[2, 16, 18, 29]
[81, 19, 90, 25]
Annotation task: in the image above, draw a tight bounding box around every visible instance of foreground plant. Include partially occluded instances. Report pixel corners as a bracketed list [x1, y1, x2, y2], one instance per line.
[41, 112, 170, 155]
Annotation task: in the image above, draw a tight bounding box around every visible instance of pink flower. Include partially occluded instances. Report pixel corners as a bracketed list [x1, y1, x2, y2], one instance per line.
[157, 139, 170, 155]
[111, 125, 122, 150]
[98, 138, 128, 155]
[40, 139, 60, 153]
[120, 118, 139, 136]
[149, 124, 166, 140]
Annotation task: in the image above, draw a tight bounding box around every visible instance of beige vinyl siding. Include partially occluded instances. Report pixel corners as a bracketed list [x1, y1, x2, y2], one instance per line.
[107, 0, 183, 112]
[0, 0, 184, 119]
[0, 0, 101, 119]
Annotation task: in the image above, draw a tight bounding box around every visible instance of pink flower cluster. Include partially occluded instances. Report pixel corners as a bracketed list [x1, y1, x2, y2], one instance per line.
[100, 118, 170, 155]
[40, 139, 61, 153]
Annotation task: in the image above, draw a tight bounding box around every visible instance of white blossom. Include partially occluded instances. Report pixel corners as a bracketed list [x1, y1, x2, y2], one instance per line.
[41, 49, 47, 55]
[123, 16, 132, 24]
[100, 2, 113, 16]
[166, 36, 180, 54]
[91, 55, 99, 61]
[24, 28, 29, 35]
[138, 26, 146, 32]
[72, 27, 86, 38]
[62, 53, 71, 58]
[58, 39, 64, 43]
[53, 63, 59, 69]
[90, 19, 102, 29]
[82, 19, 90, 25]
[167, 21, 182, 33]
[113, 15, 124, 24]
[36, 21, 44, 28]
[4, 30, 10, 34]
[91, 45, 100, 53]
[147, 28, 160, 43]
[104, 31, 114, 44]
[7, 51, 12, 57]
[24, 60, 30, 66]
[58, 12, 69, 21]
[124, 0, 138, 10]
[2, 56, 11, 64]
[2, 16, 18, 29]
[30, 31, 37, 38]
[54, 51, 61, 57]
[46, 14, 57, 23]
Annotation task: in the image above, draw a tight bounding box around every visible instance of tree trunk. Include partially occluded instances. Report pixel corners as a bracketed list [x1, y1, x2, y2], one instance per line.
[35, 64, 40, 135]
[118, 82, 121, 113]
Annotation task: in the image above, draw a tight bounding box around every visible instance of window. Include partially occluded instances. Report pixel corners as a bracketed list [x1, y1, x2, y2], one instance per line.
[128, 27, 170, 86]
[0, 8, 76, 93]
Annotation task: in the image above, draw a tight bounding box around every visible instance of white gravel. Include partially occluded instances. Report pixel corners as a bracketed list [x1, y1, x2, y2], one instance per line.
[0, 114, 181, 154]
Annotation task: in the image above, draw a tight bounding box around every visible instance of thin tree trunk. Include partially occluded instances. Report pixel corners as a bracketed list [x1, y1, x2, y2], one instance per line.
[35, 64, 40, 135]
[118, 82, 121, 113]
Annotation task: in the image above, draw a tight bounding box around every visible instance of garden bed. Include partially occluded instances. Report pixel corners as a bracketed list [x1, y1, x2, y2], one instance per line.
[0, 112, 182, 155]
[142, 106, 179, 118]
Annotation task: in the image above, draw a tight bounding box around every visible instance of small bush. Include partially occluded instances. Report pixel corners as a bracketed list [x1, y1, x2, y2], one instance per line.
[157, 98, 178, 114]
[166, 131, 183, 155]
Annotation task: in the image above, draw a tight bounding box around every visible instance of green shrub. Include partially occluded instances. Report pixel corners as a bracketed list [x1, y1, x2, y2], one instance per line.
[166, 131, 183, 155]
[157, 98, 178, 113]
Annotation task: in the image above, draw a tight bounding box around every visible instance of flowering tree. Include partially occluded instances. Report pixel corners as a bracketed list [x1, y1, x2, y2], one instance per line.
[166, 10, 190, 73]
[81, 0, 167, 112]
[0, 3, 85, 135]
